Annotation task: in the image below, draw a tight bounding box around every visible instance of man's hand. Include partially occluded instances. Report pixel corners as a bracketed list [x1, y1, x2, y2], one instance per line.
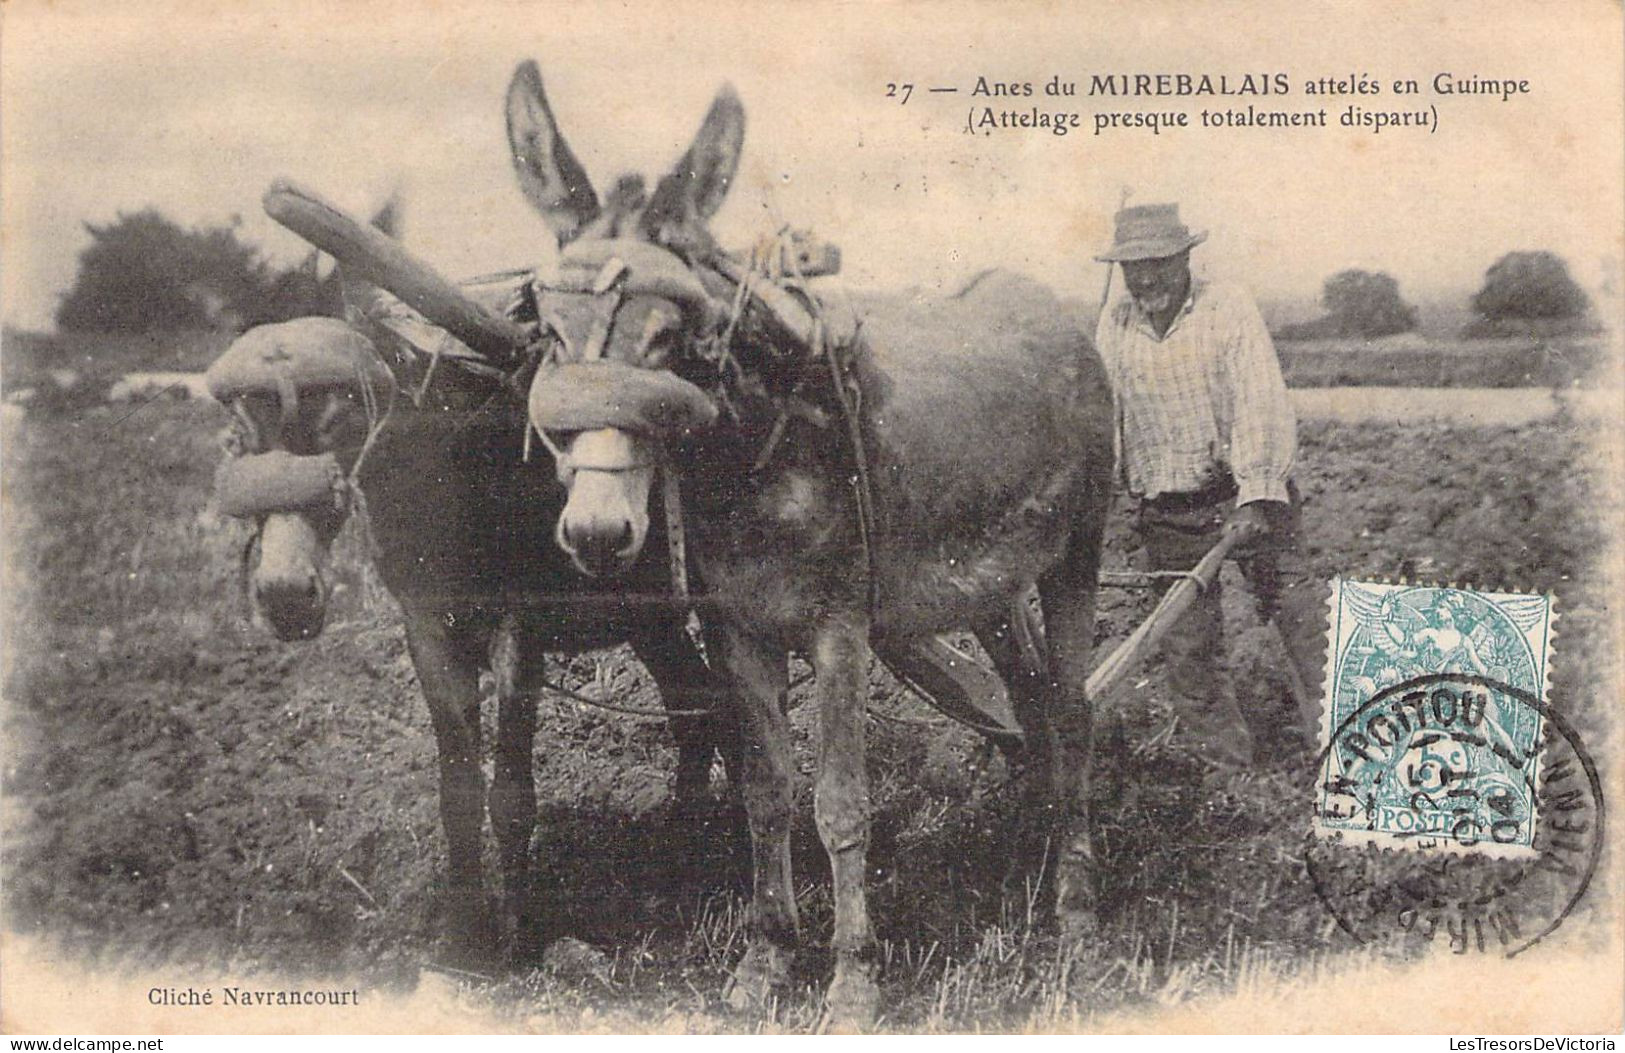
[1222, 502, 1276, 555]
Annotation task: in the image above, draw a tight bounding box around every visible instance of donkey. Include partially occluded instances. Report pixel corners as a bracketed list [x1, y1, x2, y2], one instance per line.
[208, 274, 738, 967]
[505, 61, 1114, 1024]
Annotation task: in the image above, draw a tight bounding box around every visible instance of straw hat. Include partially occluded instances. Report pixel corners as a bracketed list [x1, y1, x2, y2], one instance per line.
[1094, 203, 1208, 262]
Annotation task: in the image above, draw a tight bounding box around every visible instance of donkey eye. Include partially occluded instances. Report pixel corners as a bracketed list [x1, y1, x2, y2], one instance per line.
[311, 391, 369, 451]
[234, 393, 283, 448]
[634, 318, 681, 367]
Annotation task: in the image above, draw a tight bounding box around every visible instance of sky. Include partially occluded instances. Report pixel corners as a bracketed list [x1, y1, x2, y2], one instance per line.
[3, 0, 1622, 332]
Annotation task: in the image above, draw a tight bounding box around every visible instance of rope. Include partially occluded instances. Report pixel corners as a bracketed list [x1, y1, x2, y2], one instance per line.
[346, 356, 395, 485]
[532, 668, 816, 720]
[821, 316, 881, 620]
[533, 666, 978, 739]
[535, 674, 715, 718]
[719, 265, 754, 353]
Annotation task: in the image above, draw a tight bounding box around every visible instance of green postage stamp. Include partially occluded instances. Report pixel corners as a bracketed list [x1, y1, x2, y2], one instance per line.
[1315, 579, 1557, 858]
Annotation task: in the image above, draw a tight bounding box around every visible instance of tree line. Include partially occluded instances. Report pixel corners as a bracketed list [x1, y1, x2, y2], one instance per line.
[1277, 251, 1593, 340]
[49, 207, 1595, 340]
[51, 203, 397, 335]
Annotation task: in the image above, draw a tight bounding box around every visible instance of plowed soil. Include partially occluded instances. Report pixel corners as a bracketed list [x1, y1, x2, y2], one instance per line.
[2, 391, 1615, 1029]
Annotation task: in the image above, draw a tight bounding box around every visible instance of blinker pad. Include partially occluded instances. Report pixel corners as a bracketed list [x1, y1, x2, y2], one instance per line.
[206, 317, 392, 403]
[528, 360, 717, 436]
[216, 450, 347, 519]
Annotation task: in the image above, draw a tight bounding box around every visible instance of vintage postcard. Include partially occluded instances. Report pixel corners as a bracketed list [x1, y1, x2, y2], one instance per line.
[2, 0, 1620, 1038]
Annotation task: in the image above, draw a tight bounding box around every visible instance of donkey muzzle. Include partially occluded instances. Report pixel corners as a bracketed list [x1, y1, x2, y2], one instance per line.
[549, 429, 655, 578]
[251, 514, 330, 641]
[214, 449, 349, 638]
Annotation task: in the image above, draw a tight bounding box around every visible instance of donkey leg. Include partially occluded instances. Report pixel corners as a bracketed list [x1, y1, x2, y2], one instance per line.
[489, 615, 543, 961]
[973, 607, 1060, 912]
[711, 623, 797, 1010]
[400, 605, 494, 966]
[1037, 555, 1101, 943]
[627, 617, 738, 818]
[810, 615, 881, 1030]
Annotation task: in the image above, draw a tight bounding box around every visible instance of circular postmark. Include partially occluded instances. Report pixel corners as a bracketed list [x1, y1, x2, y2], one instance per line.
[1306, 673, 1603, 956]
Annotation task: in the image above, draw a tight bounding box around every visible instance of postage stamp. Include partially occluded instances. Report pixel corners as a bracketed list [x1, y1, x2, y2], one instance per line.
[1307, 671, 1603, 955]
[1315, 579, 1557, 857]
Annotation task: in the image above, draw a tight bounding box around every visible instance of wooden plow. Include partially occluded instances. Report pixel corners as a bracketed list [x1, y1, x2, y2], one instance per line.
[263, 180, 1245, 749]
[888, 536, 1243, 748]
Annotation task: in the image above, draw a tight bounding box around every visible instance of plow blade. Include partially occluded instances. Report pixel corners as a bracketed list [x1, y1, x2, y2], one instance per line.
[876, 638, 1024, 750]
[885, 531, 1245, 750]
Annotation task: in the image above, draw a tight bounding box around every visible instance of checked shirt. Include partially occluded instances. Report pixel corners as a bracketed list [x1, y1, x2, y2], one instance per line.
[1093, 279, 1296, 506]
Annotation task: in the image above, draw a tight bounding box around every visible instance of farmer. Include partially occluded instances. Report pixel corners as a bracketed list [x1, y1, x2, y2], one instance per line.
[1093, 202, 1324, 771]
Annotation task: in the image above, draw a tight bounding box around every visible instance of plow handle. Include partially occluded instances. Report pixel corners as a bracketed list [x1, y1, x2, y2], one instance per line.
[263, 179, 532, 363]
[1084, 529, 1246, 700]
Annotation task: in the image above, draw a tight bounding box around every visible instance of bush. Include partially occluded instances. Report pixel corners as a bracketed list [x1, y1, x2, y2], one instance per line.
[55, 210, 280, 333]
[1276, 269, 1417, 340]
[1470, 251, 1589, 323]
[1322, 269, 1418, 337]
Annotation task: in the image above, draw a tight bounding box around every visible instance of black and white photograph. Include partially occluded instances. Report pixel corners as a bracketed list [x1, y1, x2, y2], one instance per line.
[2, 0, 1621, 1036]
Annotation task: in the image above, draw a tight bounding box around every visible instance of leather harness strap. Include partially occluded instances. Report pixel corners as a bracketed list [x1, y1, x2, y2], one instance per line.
[661, 458, 690, 604]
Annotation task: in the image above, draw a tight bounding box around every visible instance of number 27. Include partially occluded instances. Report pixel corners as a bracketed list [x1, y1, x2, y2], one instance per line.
[886, 82, 914, 105]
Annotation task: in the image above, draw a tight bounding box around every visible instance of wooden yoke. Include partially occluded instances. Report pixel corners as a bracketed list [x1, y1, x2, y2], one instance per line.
[263, 181, 832, 369]
[892, 531, 1249, 748]
[263, 180, 533, 364]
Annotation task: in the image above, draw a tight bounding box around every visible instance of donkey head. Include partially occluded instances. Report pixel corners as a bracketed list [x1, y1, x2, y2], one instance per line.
[510, 60, 741, 577]
[208, 318, 389, 640]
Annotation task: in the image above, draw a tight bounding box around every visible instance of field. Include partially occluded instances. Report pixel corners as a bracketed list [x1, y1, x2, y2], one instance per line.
[1, 341, 1619, 1031]
[1274, 334, 1609, 389]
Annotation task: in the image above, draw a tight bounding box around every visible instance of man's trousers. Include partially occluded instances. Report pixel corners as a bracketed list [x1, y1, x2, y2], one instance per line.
[1135, 482, 1327, 770]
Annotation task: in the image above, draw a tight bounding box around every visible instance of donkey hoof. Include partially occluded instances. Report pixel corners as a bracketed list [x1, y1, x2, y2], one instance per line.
[822, 960, 880, 1033]
[435, 894, 503, 974]
[723, 942, 793, 1011]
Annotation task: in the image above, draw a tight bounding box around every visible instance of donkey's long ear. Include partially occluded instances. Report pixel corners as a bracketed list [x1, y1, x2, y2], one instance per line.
[506, 60, 600, 243]
[643, 85, 745, 249]
[677, 84, 745, 220]
[368, 187, 404, 240]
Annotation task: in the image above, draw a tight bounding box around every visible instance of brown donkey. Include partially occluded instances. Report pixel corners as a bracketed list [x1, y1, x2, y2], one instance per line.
[505, 60, 1113, 1025]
